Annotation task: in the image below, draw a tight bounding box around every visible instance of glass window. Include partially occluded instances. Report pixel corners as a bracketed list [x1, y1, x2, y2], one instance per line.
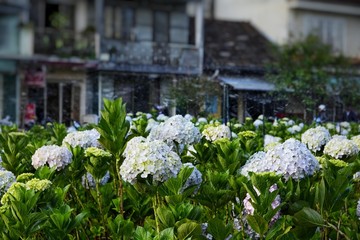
[154, 11, 169, 43]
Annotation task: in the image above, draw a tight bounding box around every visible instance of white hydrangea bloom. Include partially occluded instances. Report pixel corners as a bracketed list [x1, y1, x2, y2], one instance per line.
[197, 117, 208, 124]
[181, 163, 202, 193]
[357, 199, 360, 220]
[253, 119, 263, 128]
[301, 126, 331, 153]
[240, 139, 319, 181]
[202, 124, 231, 142]
[287, 125, 303, 134]
[323, 137, 359, 160]
[156, 114, 169, 122]
[62, 129, 101, 148]
[120, 137, 182, 184]
[184, 114, 194, 121]
[326, 122, 335, 130]
[145, 118, 160, 132]
[264, 134, 282, 147]
[149, 115, 201, 147]
[31, 145, 72, 171]
[0, 156, 4, 170]
[0, 170, 16, 195]
[351, 135, 360, 148]
[81, 171, 110, 189]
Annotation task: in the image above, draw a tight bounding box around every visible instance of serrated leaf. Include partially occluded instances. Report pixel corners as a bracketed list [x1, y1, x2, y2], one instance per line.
[177, 221, 202, 240]
[246, 214, 269, 236]
[293, 207, 325, 227]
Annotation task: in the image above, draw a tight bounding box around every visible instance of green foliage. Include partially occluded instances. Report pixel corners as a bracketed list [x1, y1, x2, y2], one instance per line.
[0, 131, 32, 175]
[268, 35, 357, 120]
[96, 98, 130, 160]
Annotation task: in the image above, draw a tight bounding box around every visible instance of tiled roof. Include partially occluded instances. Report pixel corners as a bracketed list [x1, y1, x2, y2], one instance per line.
[202, 19, 274, 71]
[301, 0, 360, 6]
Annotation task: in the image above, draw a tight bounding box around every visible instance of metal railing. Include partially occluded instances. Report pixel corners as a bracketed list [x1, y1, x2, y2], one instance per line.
[34, 28, 96, 59]
[101, 39, 202, 74]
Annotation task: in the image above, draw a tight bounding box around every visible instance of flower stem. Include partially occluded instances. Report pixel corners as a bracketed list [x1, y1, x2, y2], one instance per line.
[116, 157, 124, 215]
[153, 193, 160, 234]
[95, 181, 108, 239]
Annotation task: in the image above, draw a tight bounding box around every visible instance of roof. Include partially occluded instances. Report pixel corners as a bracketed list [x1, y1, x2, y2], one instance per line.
[202, 19, 274, 72]
[301, 0, 360, 6]
[220, 76, 275, 91]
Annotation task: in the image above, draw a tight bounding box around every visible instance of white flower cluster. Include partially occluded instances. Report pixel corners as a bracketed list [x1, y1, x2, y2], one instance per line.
[156, 114, 169, 122]
[81, 171, 110, 189]
[264, 134, 282, 147]
[323, 137, 359, 160]
[120, 137, 182, 184]
[62, 129, 101, 148]
[301, 126, 331, 153]
[351, 135, 360, 149]
[202, 124, 231, 142]
[181, 163, 202, 193]
[149, 115, 201, 146]
[0, 170, 16, 195]
[336, 122, 351, 135]
[253, 119, 263, 128]
[31, 145, 73, 171]
[287, 123, 304, 134]
[240, 139, 319, 181]
[145, 118, 159, 132]
[357, 199, 360, 220]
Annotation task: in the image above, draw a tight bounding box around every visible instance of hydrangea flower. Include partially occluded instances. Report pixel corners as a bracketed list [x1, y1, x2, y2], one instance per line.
[82, 171, 110, 189]
[62, 129, 101, 148]
[149, 115, 201, 147]
[240, 139, 319, 181]
[253, 119, 263, 128]
[351, 135, 360, 149]
[26, 178, 52, 192]
[238, 131, 257, 139]
[264, 134, 282, 148]
[145, 118, 160, 132]
[156, 114, 168, 122]
[323, 137, 359, 160]
[16, 173, 35, 182]
[120, 137, 182, 184]
[197, 117, 208, 124]
[0, 170, 16, 196]
[357, 199, 360, 220]
[202, 124, 231, 142]
[287, 124, 303, 134]
[181, 163, 202, 193]
[301, 126, 331, 153]
[31, 145, 72, 171]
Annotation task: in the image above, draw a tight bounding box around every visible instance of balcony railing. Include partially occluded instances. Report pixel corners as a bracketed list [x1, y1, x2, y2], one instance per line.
[100, 39, 202, 74]
[34, 28, 96, 59]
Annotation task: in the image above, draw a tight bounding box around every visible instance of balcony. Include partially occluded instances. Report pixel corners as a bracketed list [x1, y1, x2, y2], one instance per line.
[100, 39, 202, 75]
[34, 28, 96, 59]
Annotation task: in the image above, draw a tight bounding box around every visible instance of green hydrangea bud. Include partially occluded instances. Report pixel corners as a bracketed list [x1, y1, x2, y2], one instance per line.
[1, 182, 26, 205]
[16, 173, 35, 182]
[26, 178, 52, 192]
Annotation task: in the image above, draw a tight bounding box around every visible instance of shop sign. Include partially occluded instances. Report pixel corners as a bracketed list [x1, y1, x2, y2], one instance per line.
[25, 71, 45, 87]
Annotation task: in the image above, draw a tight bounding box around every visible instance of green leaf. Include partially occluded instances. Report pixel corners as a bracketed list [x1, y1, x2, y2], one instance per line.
[177, 221, 202, 240]
[246, 214, 269, 236]
[156, 206, 175, 228]
[293, 207, 325, 228]
[207, 218, 232, 240]
[158, 228, 175, 240]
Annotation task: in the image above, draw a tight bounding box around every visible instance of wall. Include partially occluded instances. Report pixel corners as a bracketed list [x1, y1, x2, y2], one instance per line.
[213, 0, 290, 44]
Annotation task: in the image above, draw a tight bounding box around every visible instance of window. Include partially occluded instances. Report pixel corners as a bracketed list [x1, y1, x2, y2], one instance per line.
[105, 6, 135, 40]
[154, 11, 169, 43]
[303, 15, 345, 53]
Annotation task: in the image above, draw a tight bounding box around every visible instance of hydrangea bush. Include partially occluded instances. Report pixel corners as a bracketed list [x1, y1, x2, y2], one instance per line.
[0, 98, 359, 240]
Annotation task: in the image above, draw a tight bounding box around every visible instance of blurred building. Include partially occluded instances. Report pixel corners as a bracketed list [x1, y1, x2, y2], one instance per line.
[0, 0, 204, 126]
[209, 0, 360, 58]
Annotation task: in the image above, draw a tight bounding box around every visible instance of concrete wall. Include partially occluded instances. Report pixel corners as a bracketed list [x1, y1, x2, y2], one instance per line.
[213, 0, 290, 44]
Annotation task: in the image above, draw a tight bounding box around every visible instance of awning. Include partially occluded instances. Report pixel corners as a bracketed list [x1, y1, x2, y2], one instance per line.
[219, 76, 275, 91]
